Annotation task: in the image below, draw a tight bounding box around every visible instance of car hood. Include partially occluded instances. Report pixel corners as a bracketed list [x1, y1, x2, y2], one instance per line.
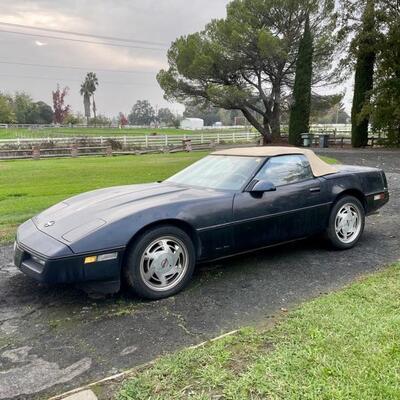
[32, 182, 207, 244]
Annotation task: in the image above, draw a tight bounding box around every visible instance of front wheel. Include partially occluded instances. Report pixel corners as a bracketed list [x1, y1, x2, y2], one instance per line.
[123, 225, 196, 299]
[326, 196, 365, 249]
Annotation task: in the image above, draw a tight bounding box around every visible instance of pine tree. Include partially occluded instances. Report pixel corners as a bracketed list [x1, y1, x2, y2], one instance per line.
[351, 0, 376, 148]
[289, 16, 313, 146]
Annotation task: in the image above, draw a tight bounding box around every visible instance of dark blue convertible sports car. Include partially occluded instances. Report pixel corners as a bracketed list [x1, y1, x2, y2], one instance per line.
[14, 147, 389, 299]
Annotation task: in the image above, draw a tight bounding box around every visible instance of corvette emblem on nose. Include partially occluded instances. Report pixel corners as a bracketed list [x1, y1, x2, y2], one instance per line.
[44, 221, 55, 227]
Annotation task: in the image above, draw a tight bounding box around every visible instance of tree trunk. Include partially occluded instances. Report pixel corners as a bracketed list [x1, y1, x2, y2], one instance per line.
[262, 114, 272, 144]
[261, 123, 272, 145]
[241, 108, 272, 145]
[83, 93, 91, 126]
[398, 126, 400, 146]
[270, 84, 281, 140]
[92, 95, 97, 126]
[270, 110, 281, 140]
[261, 134, 271, 145]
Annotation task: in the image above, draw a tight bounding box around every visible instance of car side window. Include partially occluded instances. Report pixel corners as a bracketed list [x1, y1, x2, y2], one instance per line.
[255, 155, 314, 187]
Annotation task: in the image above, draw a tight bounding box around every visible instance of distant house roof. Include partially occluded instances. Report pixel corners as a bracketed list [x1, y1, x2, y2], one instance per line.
[182, 118, 204, 122]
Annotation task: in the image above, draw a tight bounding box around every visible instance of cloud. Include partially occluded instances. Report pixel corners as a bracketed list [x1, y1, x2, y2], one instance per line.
[0, 5, 85, 31]
[0, 0, 230, 115]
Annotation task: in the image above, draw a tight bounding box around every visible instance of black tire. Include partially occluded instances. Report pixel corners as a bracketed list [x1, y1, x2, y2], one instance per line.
[326, 195, 365, 250]
[123, 225, 196, 300]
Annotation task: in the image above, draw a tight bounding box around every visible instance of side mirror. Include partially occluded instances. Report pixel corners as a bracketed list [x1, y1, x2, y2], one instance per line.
[250, 180, 276, 193]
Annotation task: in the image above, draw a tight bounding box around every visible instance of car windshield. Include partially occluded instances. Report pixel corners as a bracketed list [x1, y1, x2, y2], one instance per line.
[167, 155, 264, 190]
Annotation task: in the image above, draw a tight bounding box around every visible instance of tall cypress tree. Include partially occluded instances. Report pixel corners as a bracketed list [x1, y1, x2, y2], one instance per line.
[351, 0, 376, 148]
[289, 16, 313, 146]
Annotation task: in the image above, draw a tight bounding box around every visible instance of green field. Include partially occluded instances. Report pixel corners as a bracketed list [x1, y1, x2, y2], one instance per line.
[0, 153, 337, 244]
[0, 127, 249, 140]
[118, 262, 400, 400]
[0, 152, 208, 243]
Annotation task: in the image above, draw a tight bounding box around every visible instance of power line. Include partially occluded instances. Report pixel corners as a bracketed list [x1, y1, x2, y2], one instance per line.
[0, 21, 169, 47]
[0, 72, 155, 86]
[0, 29, 167, 51]
[0, 60, 157, 75]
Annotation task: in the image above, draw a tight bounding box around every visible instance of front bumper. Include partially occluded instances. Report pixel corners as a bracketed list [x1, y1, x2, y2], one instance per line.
[14, 219, 123, 285]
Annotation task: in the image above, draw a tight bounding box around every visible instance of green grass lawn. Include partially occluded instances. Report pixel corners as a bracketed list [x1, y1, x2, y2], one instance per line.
[0, 153, 337, 244]
[0, 152, 208, 243]
[0, 127, 248, 140]
[117, 262, 400, 400]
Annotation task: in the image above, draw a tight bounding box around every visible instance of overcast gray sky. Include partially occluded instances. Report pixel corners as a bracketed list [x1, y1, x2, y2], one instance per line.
[0, 0, 351, 118]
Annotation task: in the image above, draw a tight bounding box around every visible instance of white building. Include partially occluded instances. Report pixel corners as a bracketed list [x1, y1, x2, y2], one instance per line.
[180, 118, 204, 130]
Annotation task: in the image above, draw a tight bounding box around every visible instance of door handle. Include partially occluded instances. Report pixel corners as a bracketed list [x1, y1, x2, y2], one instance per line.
[309, 187, 321, 193]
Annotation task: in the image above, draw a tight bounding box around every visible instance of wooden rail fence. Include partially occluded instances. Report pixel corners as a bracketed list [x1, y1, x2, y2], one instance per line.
[0, 131, 259, 147]
[0, 142, 216, 160]
[0, 131, 259, 160]
[0, 131, 390, 160]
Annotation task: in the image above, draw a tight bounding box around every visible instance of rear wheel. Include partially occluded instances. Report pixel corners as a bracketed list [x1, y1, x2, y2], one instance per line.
[124, 225, 196, 299]
[326, 196, 365, 249]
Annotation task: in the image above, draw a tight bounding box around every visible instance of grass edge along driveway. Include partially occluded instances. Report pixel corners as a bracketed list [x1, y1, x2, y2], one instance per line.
[116, 262, 400, 400]
[0, 153, 338, 245]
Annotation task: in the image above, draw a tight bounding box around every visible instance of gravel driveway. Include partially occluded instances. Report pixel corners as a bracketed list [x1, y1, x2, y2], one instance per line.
[0, 149, 399, 400]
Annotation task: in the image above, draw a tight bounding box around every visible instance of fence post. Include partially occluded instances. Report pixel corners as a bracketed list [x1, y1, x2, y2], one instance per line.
[246, 132, 250, 141]
[217, 133, 220, 144]
[165, 135, 168, 146]
[182, 139, 192, 152]
[233, 131, 236, 143]
[106, 145, 113, 156]
[32, 146, 40, 160]
[100, 136, 103, 145]
[71, 143, 78, 158]
[145, 135, 149, 148]
[201, 133, 204, 144]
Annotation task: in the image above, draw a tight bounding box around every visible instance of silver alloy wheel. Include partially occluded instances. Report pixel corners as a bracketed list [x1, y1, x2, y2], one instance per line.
[335, 203, 362, 244]
[139, 236, 189, 292]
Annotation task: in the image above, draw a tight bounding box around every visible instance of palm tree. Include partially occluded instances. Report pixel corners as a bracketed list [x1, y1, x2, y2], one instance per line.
[80, 83, 91, 125]
[80, 72, 99, 125]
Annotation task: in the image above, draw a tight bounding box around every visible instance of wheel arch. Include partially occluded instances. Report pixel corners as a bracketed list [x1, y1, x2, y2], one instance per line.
[123, 219, 201, 264]
[333, 189, 367, 212]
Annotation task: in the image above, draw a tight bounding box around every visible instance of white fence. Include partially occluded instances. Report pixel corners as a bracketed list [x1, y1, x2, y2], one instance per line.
[0, 131, 260, 149]
[0, 123, 249, 130]
[310, 124, 351, 137]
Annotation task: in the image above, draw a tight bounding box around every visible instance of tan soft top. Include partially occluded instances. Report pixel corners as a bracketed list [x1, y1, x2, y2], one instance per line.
[212, 146, 338, 177]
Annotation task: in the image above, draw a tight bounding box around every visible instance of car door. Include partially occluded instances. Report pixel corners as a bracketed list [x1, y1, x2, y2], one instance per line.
[232, 154, 330, 252]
